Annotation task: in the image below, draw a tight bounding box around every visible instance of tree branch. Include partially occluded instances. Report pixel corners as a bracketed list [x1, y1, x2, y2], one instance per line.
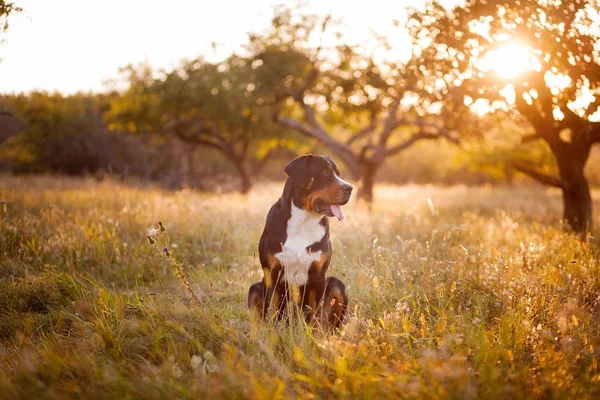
[274, 110, 351, 156]
[166, 118, 243, 161]
[273, 111, 327, 142]
[175, 130, 223, 151]
[271, 61, 334, 146]
[273, 107, 360, 177]
[299, 101, 328, 135]
[591, 122, 600, 144]
[512, 160, 569, 190]
[379, 95, 403, 146]
[385, 125, 459, 158]
[239, 137, 250, 159]
[521, 133, 542, 143]
[584, 95, 600, 120]
[251, 146, 297, 176]
[384, 132, 436, 157]
[513, 83, 561, 147]
[514, 91, 545, 131]
[560, 105, 589, 133]
[378, 83, 422, 147]
[274, 66, 319, 103]
[272, 85, 343, 153]
[346, 111, 378, 145]
[380, 104, 401, 144]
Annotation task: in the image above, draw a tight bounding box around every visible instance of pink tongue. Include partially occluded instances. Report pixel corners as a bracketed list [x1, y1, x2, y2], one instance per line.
[330, 205, 344, 221]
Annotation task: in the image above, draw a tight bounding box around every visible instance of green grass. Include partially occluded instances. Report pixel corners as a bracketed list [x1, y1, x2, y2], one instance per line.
[2, 175, 600, 399]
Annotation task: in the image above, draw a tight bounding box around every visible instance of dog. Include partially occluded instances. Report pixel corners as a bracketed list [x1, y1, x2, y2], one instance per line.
[248, 154, 352, 328]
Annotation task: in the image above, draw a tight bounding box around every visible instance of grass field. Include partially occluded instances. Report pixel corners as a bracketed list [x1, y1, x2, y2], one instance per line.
[2, 175, 600, 399]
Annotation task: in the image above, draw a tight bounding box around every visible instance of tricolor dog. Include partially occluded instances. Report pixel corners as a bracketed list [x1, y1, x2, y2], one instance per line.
[248, 154, 352, 328]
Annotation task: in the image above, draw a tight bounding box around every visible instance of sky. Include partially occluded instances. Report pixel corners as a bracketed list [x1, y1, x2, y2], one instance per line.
[0, 0, 419, 94]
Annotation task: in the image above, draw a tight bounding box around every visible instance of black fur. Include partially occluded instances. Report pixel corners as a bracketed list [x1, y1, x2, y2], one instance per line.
[248, 154, 351, 328]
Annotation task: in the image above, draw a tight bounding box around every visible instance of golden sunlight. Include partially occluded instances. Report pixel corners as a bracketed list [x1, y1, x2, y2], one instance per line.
[478, 42, 540, 80]
[0, 0, 413, 94]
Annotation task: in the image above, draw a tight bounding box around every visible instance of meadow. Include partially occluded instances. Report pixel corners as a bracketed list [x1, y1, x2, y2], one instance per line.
[2, 175, 600, 399]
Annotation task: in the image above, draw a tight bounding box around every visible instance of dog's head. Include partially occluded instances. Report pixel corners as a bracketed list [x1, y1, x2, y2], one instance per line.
[284, 154, 353, 220]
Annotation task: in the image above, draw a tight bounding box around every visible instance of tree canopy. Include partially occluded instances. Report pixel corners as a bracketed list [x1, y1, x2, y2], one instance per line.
[247, 5, 462, 201]
[107, 56, 297, 192]
[0, 1, 20, 37]
[2, 1, 600, 234]
[408, 0, 600, 234]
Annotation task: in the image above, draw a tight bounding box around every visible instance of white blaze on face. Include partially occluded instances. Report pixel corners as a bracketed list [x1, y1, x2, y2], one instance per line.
[275, 203, 325, 286]
[330, 174, 351, 221]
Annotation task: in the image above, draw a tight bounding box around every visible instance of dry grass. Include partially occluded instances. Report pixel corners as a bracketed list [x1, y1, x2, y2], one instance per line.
[1, 175, 600, 399]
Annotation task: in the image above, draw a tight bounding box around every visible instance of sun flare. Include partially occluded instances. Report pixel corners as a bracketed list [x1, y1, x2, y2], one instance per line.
[478, 42, 539, 80]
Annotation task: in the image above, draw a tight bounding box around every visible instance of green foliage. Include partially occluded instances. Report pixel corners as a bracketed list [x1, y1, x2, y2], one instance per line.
[1, 2, 598, 195]
[2, 176, 600, 398]
[456, 118, 557, 179]
[107, 56, 297, 158]
[106, 56, 304, 191]
[106, 64, 162, 134]
[0, 92, 152, 176]
[0, 93, 103, 172]
[243, 4, 487, 205]
[248, 4, 409, 138]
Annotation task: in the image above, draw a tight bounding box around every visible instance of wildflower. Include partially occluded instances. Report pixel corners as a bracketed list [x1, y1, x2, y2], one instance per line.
[147, 236, 155, 245]
[171, 363, 183, 378]
[159, 221, 166, 231]
[203, 351, 220, 373]
[190, 355, 203, 371]
[163, 247, 170, 257]
[146, 227, 160, 237]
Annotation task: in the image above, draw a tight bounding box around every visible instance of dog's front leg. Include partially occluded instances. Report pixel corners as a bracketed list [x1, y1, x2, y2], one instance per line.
[302, 274, 326, 324]
[263, 264, 283, 320]
[303, 255, 330, 324]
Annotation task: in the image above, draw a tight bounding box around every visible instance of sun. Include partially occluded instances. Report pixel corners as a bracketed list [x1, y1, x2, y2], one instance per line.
[478, 42, 538, 80]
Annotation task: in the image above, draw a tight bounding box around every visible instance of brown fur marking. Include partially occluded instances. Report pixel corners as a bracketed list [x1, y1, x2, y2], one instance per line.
[266, 253, 280, 269]
[309, 252, 329, 274]
[268, 291, 281, 319]
[304, 186, 346, 212]
[263, 254, 282, 288]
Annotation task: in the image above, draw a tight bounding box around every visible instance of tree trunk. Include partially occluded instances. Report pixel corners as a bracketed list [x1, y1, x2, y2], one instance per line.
[233, 157, 253, 194]
[555, 147, 593, 236]
[186, 144, 197, 188]
[357, 162, 379, 203]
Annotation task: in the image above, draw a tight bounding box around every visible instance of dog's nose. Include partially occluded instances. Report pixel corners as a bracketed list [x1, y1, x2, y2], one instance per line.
[342, 184, 353, 195]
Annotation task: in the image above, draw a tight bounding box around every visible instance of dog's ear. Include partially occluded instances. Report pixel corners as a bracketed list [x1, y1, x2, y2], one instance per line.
[324, 155, 340, 175]
[284, 154, 313, 187]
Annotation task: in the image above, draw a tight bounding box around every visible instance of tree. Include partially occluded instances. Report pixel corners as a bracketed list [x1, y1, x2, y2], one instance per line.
[0, 1, 20, 38]
[0, 92, 131, 174]
[0, 1, 22, 116]
[248, 6, 460, 202]
[408, 0, 600, 236]
[107, 57, 293, 193]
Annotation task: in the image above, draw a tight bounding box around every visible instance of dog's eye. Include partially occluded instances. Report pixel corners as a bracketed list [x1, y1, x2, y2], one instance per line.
[322, 170, 331, 177]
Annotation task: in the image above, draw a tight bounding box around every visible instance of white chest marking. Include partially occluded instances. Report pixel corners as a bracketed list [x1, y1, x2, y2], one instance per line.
[275, 203, 325, 286]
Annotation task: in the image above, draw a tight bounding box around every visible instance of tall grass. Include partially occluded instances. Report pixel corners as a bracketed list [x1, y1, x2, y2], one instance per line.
[1, 175, 600, 399]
